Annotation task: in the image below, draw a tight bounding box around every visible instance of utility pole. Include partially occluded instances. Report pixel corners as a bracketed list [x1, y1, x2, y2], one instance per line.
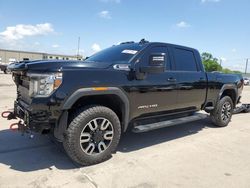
[219, 59, 222, 67]
[245, 58, 249, 74]
[77, 37, 80, 59]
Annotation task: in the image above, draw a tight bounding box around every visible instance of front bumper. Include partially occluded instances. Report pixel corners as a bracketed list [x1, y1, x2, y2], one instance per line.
[14, 100, 53, 133]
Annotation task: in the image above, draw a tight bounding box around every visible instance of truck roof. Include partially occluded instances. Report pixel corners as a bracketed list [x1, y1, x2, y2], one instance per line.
[119, 39, 198, 53]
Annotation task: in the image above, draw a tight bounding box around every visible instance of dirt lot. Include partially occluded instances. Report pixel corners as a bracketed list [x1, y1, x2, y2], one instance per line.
[0, 73, 250, 188]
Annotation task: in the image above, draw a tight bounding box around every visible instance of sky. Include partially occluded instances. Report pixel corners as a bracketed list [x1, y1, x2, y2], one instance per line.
[0, 0, 249, 71]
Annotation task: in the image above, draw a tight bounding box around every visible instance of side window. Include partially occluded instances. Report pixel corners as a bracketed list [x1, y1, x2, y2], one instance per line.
[145, 46, 170, 70]
[174, 48, 198, 71]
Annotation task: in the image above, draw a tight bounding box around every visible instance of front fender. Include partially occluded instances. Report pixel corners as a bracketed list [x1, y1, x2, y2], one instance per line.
[64, 87, 130, 132]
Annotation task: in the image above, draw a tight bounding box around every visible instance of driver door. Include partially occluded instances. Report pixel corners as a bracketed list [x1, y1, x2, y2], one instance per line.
[129, 45, 178, 119]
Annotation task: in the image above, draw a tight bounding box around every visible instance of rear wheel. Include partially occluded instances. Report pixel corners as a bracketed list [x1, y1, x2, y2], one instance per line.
[63, 106, 121, 166]
[210, 96, 233, 127]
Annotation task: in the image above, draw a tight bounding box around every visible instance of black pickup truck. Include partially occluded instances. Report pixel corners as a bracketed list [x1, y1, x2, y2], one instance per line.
[5, 39, 243, 165]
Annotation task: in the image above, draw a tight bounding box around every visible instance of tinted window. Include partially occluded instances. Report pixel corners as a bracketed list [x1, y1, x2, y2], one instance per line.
[85, 43, 145, 63]
[146, 46, 170, 70]
[174, 48, 197, 71]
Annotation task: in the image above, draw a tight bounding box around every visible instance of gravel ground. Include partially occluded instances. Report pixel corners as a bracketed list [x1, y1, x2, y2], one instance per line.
[0, 72, 250, 188]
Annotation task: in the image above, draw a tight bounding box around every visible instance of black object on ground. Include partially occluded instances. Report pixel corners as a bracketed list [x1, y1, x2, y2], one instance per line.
[233, 104, 250, 114]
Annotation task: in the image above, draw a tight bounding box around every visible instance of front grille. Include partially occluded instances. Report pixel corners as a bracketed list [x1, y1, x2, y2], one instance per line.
[20, 75, 30, 89]
[14, 74, 32, 104]
[18, 86, 31, 104]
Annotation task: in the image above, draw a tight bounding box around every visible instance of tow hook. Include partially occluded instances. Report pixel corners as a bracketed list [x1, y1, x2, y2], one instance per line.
[9, 122, 20, 131]
[9, 120, 34, 138]
[1, 111, 17, 120]
[9, 120, 26, 131]
[2, 111, 33, 138]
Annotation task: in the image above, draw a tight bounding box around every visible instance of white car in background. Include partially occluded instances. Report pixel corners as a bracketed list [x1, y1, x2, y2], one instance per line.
[244, 77, 250, 85]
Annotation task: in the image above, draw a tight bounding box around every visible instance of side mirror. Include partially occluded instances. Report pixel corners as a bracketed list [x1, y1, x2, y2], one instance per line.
[140, 53, 166, 74]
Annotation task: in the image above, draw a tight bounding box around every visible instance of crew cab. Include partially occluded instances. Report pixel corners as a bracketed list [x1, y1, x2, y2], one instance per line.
[5, 39, 244, 165]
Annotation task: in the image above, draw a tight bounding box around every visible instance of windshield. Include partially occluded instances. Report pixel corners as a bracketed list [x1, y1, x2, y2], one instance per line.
[85, 43, 146, 63]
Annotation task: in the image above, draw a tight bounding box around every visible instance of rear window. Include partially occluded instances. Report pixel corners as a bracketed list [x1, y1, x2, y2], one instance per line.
[174, 48, 198, 71]
[85, 43, 145, 63]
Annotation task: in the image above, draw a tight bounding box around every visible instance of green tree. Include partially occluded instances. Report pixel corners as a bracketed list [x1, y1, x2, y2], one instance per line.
[201, 52, 222, 72]
[221, 69, 242, 74]
[201, 52, 242, 74]
[222, 68, 232, 74]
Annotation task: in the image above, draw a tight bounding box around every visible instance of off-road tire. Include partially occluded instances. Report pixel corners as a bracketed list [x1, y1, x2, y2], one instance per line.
[210, 96, 233, 127]
[63, 106, 121, 166]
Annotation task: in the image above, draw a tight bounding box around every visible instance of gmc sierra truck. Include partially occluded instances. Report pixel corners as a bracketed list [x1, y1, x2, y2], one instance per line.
[4, 39, 243, 165]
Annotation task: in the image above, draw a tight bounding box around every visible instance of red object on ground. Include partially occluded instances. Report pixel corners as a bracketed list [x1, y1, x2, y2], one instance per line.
[9, 123, 19, 131]
[1, 111, 12, 118]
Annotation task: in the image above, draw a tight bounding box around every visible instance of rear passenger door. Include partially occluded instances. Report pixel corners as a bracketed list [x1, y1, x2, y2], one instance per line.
[171, 46, 207, 110]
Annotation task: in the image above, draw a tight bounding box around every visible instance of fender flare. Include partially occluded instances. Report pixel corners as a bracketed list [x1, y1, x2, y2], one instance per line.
[218, 84, 238, 106]
[54, 87, 130, 141]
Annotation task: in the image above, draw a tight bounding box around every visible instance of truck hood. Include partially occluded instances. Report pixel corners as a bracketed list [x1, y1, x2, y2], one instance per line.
[8, 60, 112, 72]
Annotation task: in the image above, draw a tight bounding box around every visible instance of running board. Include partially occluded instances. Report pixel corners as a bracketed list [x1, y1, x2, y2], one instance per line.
[132, 113, 208, 133]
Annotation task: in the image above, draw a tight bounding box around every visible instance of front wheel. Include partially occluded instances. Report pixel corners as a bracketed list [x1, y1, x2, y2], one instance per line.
[63, 106, 121, 166]
[210, 96, 233, 127]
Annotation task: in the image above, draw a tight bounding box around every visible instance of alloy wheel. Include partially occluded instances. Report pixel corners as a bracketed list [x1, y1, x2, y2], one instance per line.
[221, 101, 232, 122]
[79, 117, 114, 155]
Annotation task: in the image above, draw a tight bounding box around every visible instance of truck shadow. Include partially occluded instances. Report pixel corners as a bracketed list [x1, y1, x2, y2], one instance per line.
[0, 118, 215, 172]
[118, 118, 215, 152]
[0, 130, 76, 171]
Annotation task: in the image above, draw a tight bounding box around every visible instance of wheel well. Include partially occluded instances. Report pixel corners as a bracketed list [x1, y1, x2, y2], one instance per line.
[221, 89, 236, 106]
[69, 94, 125, 128]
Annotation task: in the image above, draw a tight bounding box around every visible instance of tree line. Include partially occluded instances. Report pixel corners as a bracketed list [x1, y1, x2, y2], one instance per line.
[201, 52, 241, 74]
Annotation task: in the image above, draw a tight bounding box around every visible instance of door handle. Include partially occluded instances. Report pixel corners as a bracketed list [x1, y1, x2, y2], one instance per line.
[200, 77, 206, 81]
[167, 77, 176, 82]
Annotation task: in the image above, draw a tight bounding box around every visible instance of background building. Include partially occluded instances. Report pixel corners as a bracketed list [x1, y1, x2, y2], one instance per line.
[0, 49, 83, 65]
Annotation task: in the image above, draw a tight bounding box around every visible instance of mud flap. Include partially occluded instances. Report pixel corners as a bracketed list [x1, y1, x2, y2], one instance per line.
[54, 111, 68, 142]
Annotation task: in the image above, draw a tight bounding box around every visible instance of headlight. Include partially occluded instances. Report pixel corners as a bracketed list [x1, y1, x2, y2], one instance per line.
[27, 72, 62, 97]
